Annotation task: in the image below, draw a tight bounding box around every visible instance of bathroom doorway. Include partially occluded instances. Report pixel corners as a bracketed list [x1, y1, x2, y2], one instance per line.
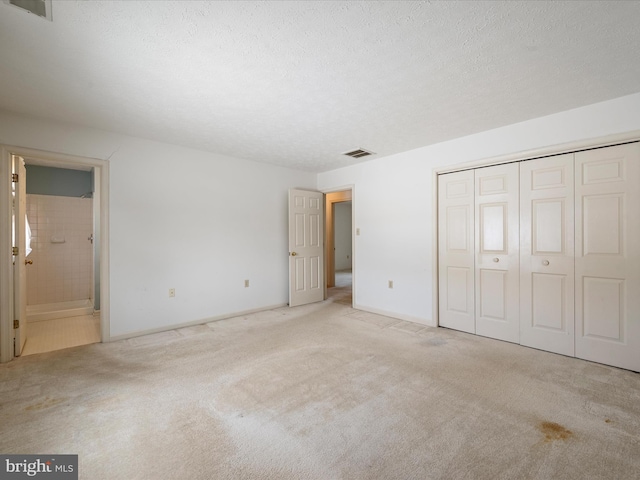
[0, 145, 110, 362]
[20, 160, 99, 355]
[1, 145, 110, 362]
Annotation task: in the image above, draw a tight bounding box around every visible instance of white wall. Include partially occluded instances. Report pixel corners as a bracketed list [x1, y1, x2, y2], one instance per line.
[317, 92, 640, 325]
[334, 201, 352, 270]
[0, 111, 316, 338]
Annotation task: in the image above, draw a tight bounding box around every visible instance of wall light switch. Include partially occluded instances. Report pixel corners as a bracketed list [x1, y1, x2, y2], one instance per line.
[388, 280, 393, 289]
[356, 228, 360, 236]
[169, 288, 176, 297]
[244, 279, 250, 288]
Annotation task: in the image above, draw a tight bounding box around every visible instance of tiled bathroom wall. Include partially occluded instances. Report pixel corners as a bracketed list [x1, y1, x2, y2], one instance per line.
[26, 194, 93, 305]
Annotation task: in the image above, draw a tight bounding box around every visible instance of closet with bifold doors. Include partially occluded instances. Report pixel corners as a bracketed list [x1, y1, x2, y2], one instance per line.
[438, 142, 640, 372]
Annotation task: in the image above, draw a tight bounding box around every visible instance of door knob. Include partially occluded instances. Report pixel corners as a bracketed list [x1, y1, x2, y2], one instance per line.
[25, 259, 33, 265]
[291, 252, 297, 256]
[542, 260, 550, 266]
[493, 258, 499, 262]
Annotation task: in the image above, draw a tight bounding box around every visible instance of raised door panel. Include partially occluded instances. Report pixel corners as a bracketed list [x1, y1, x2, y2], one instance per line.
[582, 277, 624, 341]
[438, 170, 475, 333]
[447, 206, 471, 251]
[478, 269, 506, 320]
[446, 266, 471, 314]
[475, 163, 519, 343]
[479, 204, 506, 252]
[575, 143, 640, 372]
[531, 273, 566, 331]
[583, 195, 622, 255]
[519, 154, 575, 356]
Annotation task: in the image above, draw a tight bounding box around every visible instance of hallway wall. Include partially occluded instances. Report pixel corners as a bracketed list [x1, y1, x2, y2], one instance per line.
[334, 201, 352, 271]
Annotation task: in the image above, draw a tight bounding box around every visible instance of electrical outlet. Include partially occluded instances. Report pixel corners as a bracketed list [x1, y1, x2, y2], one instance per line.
[169, 288, 175, 297]
[388, 280, 393, 289]
[244, 279, 250, 288]
[356, 228, 360, 235]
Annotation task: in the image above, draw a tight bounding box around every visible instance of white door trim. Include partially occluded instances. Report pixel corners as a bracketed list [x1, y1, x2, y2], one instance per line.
[0, 146, 13, 362]
[0, 145, 110, 362]
[432, 129, 640, 328]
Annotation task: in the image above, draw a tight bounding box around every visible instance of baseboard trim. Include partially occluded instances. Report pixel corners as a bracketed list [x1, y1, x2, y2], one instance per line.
[108, 303, 288, 342]
[27, 300, 94, 323]
[353, 304, 434, 328]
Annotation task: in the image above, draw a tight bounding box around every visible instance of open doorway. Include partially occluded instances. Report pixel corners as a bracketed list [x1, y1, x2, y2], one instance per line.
[325, 190, 353, 305]
[1, 146, 109, 362]
[20, 160, 100, 355]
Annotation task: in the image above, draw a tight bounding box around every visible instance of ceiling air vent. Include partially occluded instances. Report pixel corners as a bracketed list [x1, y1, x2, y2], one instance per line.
[3, 0, 52, 21]
[343, 148, 375, 159]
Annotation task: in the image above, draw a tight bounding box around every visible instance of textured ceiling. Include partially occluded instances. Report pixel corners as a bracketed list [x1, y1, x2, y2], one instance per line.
[1, 1, 639, 172]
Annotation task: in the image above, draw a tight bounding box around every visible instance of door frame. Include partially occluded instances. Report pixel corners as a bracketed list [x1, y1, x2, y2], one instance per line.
[0, 145, 110, 362]
[12, 156, 27, 355]
[321, 185, 355, 304]
[432, 129, 640, 328]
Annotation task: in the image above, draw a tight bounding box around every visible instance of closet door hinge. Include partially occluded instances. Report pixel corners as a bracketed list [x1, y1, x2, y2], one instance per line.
[13, 320, 19, 329]
[12, 173, 18, 182]
[12, 246, 19, 255]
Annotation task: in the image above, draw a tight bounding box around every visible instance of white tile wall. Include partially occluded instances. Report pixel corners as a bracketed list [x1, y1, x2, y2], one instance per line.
[26, 194, 93, 305]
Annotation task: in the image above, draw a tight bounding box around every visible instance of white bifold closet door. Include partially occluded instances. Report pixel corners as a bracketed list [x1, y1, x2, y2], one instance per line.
[438, 141, 640, 372]
[437, 164, 519, 342]
[438, 170, 475, 334]
[574, 143, 640, 372]
[474, 164, 520, 343]
[519, 154, 575, 356]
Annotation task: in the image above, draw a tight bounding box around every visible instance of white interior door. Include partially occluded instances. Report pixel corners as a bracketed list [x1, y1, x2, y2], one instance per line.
[12, 155, 27, 356]
[438, 170, 475, 333]
[475, 163, 519, 343]
[575, 143, 640, 372]
[289, 189, 324, 307]
[520, 154, 575, 356]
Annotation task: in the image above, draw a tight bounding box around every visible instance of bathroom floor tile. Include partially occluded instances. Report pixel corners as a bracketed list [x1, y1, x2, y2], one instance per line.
[21, 315, 100, 356]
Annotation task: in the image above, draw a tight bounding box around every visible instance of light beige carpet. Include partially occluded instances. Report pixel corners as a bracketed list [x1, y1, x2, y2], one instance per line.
[1, 289, 639, 480]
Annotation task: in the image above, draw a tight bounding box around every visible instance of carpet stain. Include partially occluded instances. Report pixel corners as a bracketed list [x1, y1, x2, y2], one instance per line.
[539, 421, 573, 442]
[605, 418, 612, 424]
[25, 396, 69, 411]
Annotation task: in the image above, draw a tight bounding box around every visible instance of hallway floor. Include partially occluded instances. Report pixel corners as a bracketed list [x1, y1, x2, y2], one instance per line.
[21, 314, 101, 356]
[329, 269, 352, 305]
